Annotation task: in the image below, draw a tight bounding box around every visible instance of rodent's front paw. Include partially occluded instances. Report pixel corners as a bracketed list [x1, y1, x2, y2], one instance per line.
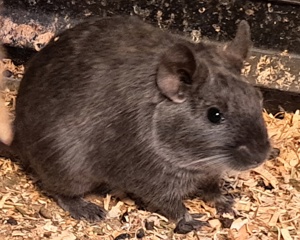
[215, 196, 239, 228]
[174, 218, 209, 234]
[215, 196, 234, 216]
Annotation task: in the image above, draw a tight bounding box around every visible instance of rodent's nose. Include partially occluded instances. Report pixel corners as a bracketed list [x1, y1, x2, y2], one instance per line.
[237, 145, 259, 163]
[237, 145, 251, 156]
[237, 139, 271, 165]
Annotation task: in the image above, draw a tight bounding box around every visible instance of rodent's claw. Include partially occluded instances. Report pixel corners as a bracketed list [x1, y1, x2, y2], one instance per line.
[174, 218, 209, 234]
[72, 201, 106, 222]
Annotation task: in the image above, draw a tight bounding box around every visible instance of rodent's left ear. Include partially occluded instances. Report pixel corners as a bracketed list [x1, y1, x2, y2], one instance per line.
[224, 20, 252, 61]
[157, 44, 197, 103]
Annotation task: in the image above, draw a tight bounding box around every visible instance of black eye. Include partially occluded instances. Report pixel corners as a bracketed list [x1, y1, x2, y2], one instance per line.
[207, 107, 224, 124]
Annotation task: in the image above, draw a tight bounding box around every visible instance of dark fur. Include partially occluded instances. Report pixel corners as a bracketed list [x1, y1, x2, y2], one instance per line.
[11, 16, 270, 233]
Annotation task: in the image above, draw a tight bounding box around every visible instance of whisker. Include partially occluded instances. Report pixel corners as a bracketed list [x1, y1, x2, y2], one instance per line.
[180, 154, 231, 168]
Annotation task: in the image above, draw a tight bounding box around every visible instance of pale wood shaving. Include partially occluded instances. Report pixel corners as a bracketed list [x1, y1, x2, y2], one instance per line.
[281, 228, 293, 240]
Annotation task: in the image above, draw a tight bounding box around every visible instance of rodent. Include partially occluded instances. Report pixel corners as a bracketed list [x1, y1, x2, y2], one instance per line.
[9, 16, 270, 233]
[0, 46, 13, 146]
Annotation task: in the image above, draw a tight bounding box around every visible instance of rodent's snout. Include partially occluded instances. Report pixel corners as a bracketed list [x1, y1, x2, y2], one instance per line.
[235, 138, 271, 169]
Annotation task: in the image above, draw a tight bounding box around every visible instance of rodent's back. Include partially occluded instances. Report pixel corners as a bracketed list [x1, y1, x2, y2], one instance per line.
[13, 16, 187, 190]
[16, 16, 177, 119]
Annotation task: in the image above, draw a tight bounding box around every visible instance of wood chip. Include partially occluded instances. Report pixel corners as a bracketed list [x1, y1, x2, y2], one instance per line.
[253, 165, 279, 188]
[230, 218, 248, 231]
[235, 201, 251, 212]
[208, 219, 221, 229]
[103, 194, 111, 211]
[108, 201, 123, 218]
[281, 228, 293, 240]
[0, 193, 10, 209]
[268, 211, 281, 226]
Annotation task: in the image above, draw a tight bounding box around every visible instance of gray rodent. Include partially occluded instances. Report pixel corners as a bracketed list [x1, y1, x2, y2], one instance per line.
[10, 16, 271, 233]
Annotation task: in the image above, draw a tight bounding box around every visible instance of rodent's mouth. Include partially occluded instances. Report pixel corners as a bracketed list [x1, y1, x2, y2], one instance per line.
[229, 155, 267, 172]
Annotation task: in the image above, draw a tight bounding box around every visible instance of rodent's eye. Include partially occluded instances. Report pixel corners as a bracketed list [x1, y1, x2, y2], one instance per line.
[207, 107, 224, 124]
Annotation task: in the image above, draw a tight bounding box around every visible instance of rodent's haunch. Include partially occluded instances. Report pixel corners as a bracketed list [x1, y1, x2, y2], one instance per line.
[11, 16, 270, 233]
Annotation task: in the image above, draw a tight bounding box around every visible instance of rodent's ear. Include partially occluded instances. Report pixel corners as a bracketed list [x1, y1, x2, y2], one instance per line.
[224, 20, 252, 61]
[255, 87, 264, 107]
[157, 44, 196, 103]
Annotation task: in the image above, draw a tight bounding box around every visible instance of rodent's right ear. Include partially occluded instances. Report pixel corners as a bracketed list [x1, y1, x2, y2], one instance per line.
[254, 87, 264, 107]
[224, 20, 252, 61]
[157, 44, 196, 103]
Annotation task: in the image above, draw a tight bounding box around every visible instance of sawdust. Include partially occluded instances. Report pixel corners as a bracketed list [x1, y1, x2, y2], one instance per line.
[254, 54, 298, 92]
[0, 17, 54, 51]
